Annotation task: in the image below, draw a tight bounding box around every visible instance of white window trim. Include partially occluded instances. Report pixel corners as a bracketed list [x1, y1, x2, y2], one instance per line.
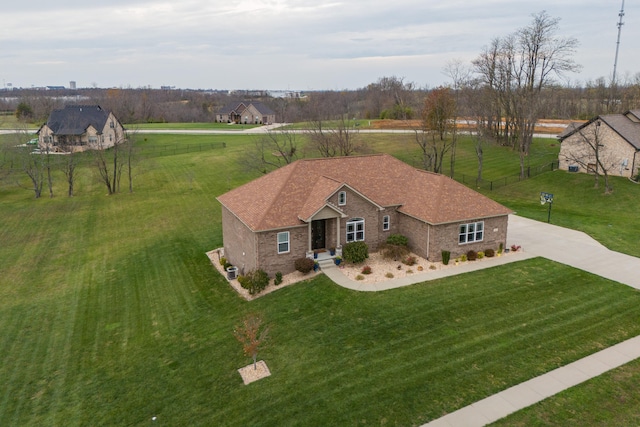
[458, 221, 484, 244]
[277, 231, 290, 254]
[382, 215, 390, 231]
[338, 191, 346, 206]
[346, 218, 365, 242]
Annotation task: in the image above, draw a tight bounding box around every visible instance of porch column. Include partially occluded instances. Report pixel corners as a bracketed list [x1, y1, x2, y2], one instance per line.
[336, 217, 341, 247]
[308, 222, 312, 252]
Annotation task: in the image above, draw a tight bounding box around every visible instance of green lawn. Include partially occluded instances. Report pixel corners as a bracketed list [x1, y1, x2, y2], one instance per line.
[1, 132, 640, 425]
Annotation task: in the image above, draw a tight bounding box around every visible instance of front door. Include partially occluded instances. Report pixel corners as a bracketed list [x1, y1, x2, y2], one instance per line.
[311, 220, 326, 250]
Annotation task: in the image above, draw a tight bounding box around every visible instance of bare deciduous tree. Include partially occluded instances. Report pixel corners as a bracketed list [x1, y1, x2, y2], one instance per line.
[242, 129, 300, 174]
[414, 87, 456, 174]
[560, 121, 615, 193]
[473, 12, 581, 178]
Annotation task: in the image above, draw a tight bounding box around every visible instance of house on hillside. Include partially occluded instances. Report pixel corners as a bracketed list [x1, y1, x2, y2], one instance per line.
[558, 110, 640, 178]
[217, 154, 512, 276]
[216, 101, 275, 124]
[37, 105, 125, 152]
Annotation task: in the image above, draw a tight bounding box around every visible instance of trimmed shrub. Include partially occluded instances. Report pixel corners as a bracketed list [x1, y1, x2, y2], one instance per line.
[484, 248, 495, 258]
[460, 254, 467, 262]
[477, 251, 485, 259]
[274, 271, 283, 286]
[343, 241, 369, 264]
[294, 257, 315, 274]
[355, 274, 365, 281]
[219, 257, 227, 266]
[441, 250, 451, 265]
[380, 242, 409, 261]
[466, 250, 478, 261]
[386, 234, 408, 246]
[239, 269, 270, 295]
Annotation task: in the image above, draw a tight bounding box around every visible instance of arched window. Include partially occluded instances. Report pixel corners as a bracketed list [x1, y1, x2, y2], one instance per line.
[346, 218, 365, 242]
[338, 191, 346, 206]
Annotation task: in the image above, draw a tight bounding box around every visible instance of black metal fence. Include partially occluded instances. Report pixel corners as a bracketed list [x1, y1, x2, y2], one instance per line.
[452, 160, 560, 191]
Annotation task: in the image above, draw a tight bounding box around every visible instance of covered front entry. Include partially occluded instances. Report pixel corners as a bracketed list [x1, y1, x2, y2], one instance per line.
[311, 220, 326, 250]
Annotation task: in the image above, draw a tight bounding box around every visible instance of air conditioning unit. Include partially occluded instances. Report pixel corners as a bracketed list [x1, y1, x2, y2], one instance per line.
[226, 266, 238, 280]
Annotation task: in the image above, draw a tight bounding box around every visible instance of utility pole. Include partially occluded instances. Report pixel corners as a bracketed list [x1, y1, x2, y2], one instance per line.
[612, 0, 625, 86]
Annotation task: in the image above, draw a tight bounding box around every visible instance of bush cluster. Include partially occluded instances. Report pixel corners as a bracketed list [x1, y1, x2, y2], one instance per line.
[381, 234, 410, 260]
[386, 234, 408, 246]
[238, 269, 270, 295]
[274, 271, 283, 286]
[343, 241, 369, 264]
[294, 257, 315, 274]
[402, 256, 416, 266]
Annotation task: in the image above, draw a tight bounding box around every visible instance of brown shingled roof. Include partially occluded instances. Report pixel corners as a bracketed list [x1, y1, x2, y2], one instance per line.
[217, 154, 512, 231]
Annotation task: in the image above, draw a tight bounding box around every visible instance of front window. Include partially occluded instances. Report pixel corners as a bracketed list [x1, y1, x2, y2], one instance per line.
[382, 215, 390, 231]
[338, 191, 346, 206]
[346, 218, 365, 242]
[459, 221, 484, 244]
[277, 231, 289, 254]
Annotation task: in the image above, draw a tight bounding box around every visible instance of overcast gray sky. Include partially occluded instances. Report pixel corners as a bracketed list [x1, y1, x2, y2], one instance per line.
[1, 0, 637, 90]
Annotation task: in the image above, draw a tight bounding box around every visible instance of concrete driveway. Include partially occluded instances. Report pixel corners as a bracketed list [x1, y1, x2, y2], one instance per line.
[507, 215, 640, 290]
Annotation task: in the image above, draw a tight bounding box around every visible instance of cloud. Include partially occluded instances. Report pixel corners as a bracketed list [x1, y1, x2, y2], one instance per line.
[0, 0, 638, 89]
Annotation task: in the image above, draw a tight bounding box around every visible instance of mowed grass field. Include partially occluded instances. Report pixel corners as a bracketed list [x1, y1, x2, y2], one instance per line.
[1, 132, 640, 425]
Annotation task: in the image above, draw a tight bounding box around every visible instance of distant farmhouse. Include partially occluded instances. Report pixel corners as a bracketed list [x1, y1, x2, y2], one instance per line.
[216, 101, 275, 125]
[217, 154, 512, 276]
[37, 105, 125, 152]
[558, 110, 640, 178]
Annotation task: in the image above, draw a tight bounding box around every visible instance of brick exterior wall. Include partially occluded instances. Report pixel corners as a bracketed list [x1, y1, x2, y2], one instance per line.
[328, 187, 385, 251]
[428, 216, 508, 261]
[559, 123, 639, 178]
[221, 206, 258, 275]
[398, 214, 508, 261]
[256, 225, 308, 276]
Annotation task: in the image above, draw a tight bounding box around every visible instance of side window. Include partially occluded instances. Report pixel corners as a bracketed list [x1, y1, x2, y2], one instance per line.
[277, 231, 290, 254]
[382, 215, 390, 231]
[338, 191, 346, 206]
[459, 221, 484, 244]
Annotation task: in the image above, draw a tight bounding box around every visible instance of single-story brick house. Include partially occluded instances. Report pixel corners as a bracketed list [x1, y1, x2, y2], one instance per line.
[217, 154, 512, 276]
[216, 101, 275, 124]
[558, 110, 640, 178]
[37, 105, 125, 152]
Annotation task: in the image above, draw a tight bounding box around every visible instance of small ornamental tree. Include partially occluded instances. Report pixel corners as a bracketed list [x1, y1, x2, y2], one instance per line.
[234, 313, 269, 370]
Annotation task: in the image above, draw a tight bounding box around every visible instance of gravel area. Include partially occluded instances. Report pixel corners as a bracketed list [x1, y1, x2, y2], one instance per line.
[238, 360, 271, 385]
[207, 248, 514, 298]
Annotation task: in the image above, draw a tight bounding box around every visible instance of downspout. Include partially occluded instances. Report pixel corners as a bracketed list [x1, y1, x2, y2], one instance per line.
[426, 224, 430, 261]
